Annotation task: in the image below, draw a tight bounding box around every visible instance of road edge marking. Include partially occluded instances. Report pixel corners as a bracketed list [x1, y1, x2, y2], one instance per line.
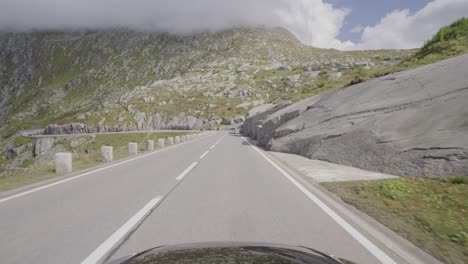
[242, 137, 398, 264]
[0, 133, 213, 204]
[81, 196, 162, 264]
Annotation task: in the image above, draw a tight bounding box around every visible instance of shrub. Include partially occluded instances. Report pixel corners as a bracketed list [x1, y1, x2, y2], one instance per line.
[449, 231, 468, 245]
[417, 17, 468, 59]
[13, 136, 32, 147]
[449, 176, 466, 185]
[316, 80, 326, 88]
[380, 180, 408, 201]
[318, 70, 328, 76]
[221, 118, 231, 125]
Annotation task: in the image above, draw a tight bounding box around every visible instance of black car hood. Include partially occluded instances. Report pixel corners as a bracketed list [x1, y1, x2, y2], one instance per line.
[108, 242, 356, 264]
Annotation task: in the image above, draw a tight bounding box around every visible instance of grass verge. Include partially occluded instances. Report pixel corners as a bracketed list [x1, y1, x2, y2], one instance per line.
[0, 132, 191, 193]
[322, 177, 468, 264]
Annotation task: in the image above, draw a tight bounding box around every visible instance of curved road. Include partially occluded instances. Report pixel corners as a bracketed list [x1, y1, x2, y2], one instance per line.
[0, 132, 440, 264]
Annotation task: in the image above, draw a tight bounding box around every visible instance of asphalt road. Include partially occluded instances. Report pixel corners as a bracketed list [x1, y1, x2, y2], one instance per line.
[0, 132, 436, 264]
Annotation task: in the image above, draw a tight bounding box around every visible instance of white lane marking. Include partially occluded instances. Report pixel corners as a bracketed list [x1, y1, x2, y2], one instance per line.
[215, 133, 227, 145]
[243, 137, 398, 264]
[176, 162, 198, 181]
[200, 151, 209, 160]
[0, 134, 213, 204]
[209, 145, 215, 150]
[81, 196, 162, 264]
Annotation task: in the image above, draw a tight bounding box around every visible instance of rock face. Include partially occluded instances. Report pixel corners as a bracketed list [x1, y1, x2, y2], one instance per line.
[44, 123, 90, 135]
[153, 113, 206, 130]
[34, 138, 55, 157]
[242, 54, 468, 177]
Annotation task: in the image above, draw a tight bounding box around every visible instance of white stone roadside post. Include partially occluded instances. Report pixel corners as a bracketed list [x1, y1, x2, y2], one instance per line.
[175, 136, 181, 144]
[55, 152, 72, 174]
[128, 142, 138, 155]
[158, 138, 165, 148]
[147, 140, 154, 151]
[167, 137, 174, 145]
[181, 135, 187, 142]
[101, 146, 113, 162]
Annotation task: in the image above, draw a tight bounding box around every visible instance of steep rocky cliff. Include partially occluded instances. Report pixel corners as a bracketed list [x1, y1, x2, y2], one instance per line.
[242, 54, 468, 177]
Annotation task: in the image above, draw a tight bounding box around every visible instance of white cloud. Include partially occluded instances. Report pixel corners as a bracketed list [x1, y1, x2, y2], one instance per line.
[349, 0, 468, 50]
[4, 0, 463, 51]
[350, 26, 364, 33]
[0, 0, 350, 49]
[274, 0, 354, 49]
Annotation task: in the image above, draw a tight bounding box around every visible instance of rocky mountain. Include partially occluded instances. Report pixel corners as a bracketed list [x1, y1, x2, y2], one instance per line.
[242, 53, 468, 177]
[0, 27, 411, 138]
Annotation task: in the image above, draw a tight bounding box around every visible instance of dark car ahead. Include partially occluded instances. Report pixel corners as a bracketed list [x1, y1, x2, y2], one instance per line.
[108, 242, 355, 264]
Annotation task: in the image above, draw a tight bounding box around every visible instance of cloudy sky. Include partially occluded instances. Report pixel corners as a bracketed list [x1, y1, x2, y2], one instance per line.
[0, 0, 467, 50]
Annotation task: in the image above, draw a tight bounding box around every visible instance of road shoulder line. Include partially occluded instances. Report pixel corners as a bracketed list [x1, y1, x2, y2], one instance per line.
[242, 137, 398, 264]
[266, 149, 443, 264]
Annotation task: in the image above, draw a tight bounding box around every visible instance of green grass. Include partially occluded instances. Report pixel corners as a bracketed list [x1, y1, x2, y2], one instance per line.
[322, 177, 468, 264]
[0, 132, 192, 192]
[70, 132, 190, 170]
[401, 17, 468, 68]
[0, 165, 56, 192]
[419, 18, 468, 58]
[13, 136, 32, 147]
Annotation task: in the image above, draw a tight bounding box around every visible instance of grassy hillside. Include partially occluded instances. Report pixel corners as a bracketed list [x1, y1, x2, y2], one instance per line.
[415, 17, 468, 63]
[334, 18, 468, 88]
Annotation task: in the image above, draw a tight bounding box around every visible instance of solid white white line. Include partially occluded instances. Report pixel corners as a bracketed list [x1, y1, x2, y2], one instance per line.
[0, 134, 212, 204]
[209, 145, 215, 150]
[243, 137, 398, 264]
[200, 151, 209, 160]
[81, 196, 162, 264]
[176, 162, 198, 181]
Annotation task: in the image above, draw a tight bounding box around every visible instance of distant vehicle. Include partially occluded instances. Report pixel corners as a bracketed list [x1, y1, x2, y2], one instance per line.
[108, 242, 355, 264]
[229, 127, 236, 134]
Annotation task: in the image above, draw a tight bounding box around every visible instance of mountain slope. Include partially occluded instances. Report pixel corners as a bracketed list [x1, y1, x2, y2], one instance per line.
[0, 27, 411, 137]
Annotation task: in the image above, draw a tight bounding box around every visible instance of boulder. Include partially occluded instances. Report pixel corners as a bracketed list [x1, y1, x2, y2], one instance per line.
[64, 77, 81, 92]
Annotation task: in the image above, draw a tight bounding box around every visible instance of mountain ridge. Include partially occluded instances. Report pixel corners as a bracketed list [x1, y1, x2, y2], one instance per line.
[0, 27, 411, 138]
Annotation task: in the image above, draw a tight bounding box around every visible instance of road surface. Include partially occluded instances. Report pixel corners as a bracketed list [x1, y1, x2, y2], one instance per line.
[0, 132, 437, 264]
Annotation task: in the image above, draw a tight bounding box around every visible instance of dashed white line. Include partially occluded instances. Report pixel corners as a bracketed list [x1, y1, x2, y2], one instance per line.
[242, 137, 398, 264]
[81, 196, 162, 264]
[176, 162, 198, 181]
[0, 133, 211, 204]
[200, 151, 209, 160]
